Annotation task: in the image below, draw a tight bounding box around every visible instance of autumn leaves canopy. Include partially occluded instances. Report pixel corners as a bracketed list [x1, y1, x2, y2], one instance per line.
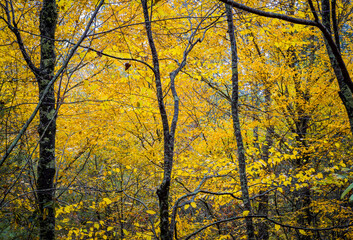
[1, 0, 353, 239]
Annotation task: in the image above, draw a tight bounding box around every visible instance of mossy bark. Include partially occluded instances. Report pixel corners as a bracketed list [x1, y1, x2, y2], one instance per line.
[37, 1, 57, 239]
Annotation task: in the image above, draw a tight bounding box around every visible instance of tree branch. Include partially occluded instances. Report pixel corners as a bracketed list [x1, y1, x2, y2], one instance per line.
[1, 0, 40, 75]
[0, 0, 105, 168]
[217, 0, 353, 92]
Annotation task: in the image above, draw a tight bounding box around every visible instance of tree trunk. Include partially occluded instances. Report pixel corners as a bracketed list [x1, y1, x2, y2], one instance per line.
[141, 0, 174, 239]
[37, 0, 57, 239]
[225, 4, 255, 240]
[257, 89, 273, 240]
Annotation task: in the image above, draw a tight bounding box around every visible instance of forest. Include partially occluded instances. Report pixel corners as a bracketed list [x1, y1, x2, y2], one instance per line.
[1, 0, 353, 239]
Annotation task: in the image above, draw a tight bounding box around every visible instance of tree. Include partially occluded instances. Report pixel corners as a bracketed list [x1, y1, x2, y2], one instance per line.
[218, 0, 353, 135]
[0, 0, 104, 238]
[141, 0, 213, 238]
[225, 3, 255, 239]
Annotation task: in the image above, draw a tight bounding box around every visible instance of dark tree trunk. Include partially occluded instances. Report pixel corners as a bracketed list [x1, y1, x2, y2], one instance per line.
[37, 0, 58, 239]
[225, 4, 255, 240]
[2, 1, 102, 239]
[141, 0, 174, 239]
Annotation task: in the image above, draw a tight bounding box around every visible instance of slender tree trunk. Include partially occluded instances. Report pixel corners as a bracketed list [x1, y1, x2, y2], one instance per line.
[37, 0, 57, 239]
[225, 4, 255, 240]
[247, 28, 273, 240]
[141, 1, 174, 239]
[257, 88, 273, 240]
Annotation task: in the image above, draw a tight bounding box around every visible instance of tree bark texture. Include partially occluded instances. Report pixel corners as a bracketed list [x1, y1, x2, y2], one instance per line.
[37, 0, 57, 239]
[225, 4, 255, 240]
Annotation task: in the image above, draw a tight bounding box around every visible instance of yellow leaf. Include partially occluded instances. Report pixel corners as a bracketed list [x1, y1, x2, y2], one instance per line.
[243, 210, 250, 217]
[184, 204, 189, 210]
[299, 229, 307, 235]
[90, 85, 98, 91]
[107, 226, 114, 231]
[103, 198, 112, 205]
[190, 202, 196, 208]
[64, 206, 71, 213]
[94, 223, 99, 229]
[275, 224, 280, 231]
[146, 210, 156, 214]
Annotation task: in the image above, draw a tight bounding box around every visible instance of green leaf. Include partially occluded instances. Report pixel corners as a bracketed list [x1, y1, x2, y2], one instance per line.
[341, 182, 353, 199]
